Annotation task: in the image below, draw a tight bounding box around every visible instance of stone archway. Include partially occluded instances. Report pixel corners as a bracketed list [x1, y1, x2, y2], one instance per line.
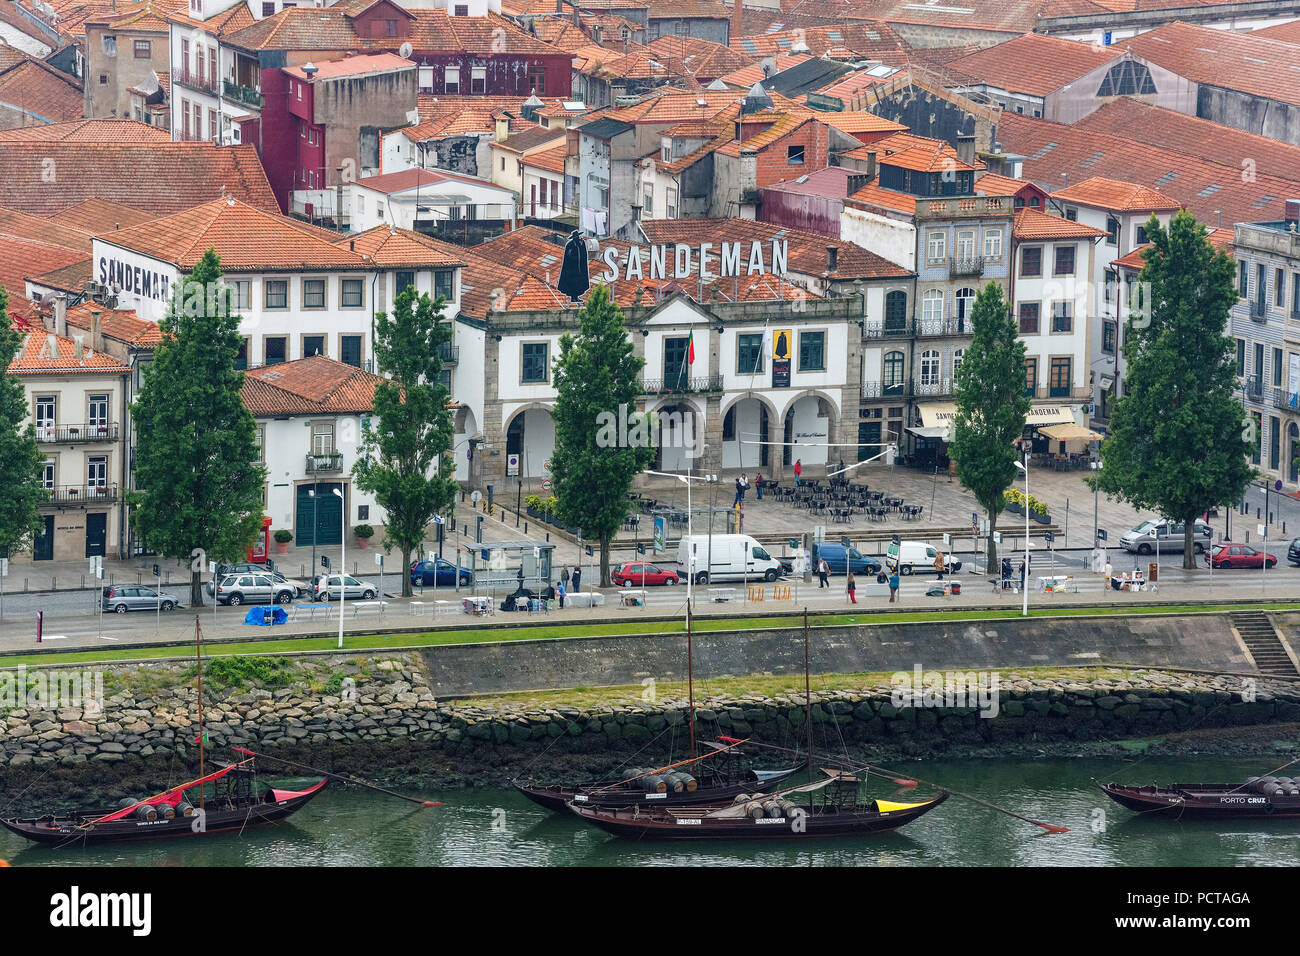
[780, 391, 839, 469]
[721, 394, 778, 472]
[504, 405, 556, 479]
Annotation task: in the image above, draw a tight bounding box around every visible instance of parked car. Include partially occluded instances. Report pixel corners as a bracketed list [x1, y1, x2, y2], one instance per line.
[812, 542, 883, 577]
[612, 562, 679, 586]
[676, 534, 782, 584]
[214, 573, 296, 606]
[101, 585, 180, 613]
[207, 565, 310, 597]
[1288, 538, 1300, 566]
[884, 541, 963, 576]
[1205, 543, 1277, 569]
[1121, 518, 1213, 555]
[311, 574, 378, 602]
[409, 558, 473, 588]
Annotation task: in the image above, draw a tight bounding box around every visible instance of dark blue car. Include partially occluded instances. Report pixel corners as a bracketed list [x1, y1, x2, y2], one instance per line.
[410, 558, 473, 588]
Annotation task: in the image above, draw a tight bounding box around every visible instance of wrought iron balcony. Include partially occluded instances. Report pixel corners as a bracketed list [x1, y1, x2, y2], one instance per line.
[306, 453, 344, 474]
[641, 375, 724, 395]
[911, 377, 954, 398]
[862, 380, 906, 399]
[176, 67, 220, 94]
[1266, 386, 1296, 410]
[34, 423, 118, 443]
[223, 79, 264, 108]
[1249, 299, 1268, 321]
[861, 319, 911, 339]
[45, 484, 119, 506]
[948, 255, 985, 277]
[1244, 374, 1263, 401]
[914, 317, 969, 337]
[438, 343, 459, 365]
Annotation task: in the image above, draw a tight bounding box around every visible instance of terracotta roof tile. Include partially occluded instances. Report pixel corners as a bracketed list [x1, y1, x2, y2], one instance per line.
[1051, 176, 1182, 212]
[1250, 19, 1300, 45]
[0, 59, 83, 126]
[333, 226, 466, 269]
[846, 177, 917, 215]
[815, 111, 907, 138]
[26, 257, 93, 294]
[645, 34, 751, 79]
[8, 329, 130, 375]
[640, 217, 910, 278]
[241, 355, 383, 416]
[645, 0, 729, 19]
[0, 142, 277, 216]
[86, 1, 173, 32]
[716, 111, 822, 157]
[0, 234, 91, 317]
[1124, 21, 1300, 109]
[998, 113, 1298, 227]
[1112, 225, 1233, 271]
[0, 206, 93, 253]
[525, 142, 568, 174]
[101, 198, 364, 271]
[1013, 207, 1106, 240]
[65, 302, 163, 348]
[606, 88, 739, 123]
[493, 125, 566, 154]
[164, 0, 255, 35]
[283, 52, 412, 82]
[48, 197, 157, 234]
[717, 53, 810, 89]
[0, 118, 168, 143]
[730, 21, 910, 61]
[974, 172, 1041, 198]
[947, 32, 1118, 97]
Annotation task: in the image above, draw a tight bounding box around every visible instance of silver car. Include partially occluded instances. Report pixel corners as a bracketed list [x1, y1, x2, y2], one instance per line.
[214, 573, 296, 606]
[1120, 518, 1213, 555]
[102, 585, 181, 613]
[311, 574, 378, 602]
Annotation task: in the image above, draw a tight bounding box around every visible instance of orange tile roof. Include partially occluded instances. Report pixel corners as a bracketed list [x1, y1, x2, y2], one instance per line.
[881, 145, 973, 173]
[100, 198, 364, 271]
[947, 32, 1119, 97]
[0, 206, 93, 253]
[730, 21, 910, 61]
[716, 111, 821, 157]
[164, 0, 256, 35]
[645, 34, 751, 78]
[493, 125, 566, 154]
[85, 1, 173, 32]
[1112, 225, 1233, 271]
[26, 257, 93, 294]
[607, 88, 739, 123]
[717, 52, 810, 88]
[974, 172, 1039, 197]
[65, 302, 163, 348]
[0, 59, 83, 126]
[1124, 21, 1300, 109]
[997, 112, 1298, 228]
[639, 217, 910, 279]
[283, 53, 413, 82]
[526, 142, 568, 174]
[1051, 176, 1182, 213]
[8, 330, 131, 375]
[0, 142, 277, 217]
[48, 198, 158, 235]
[333, 226, 466, 269]
[1250, 19, 1300, 45]
[242, 355, 383, 417]
[645, 0, 729, 19]
[845, 177, 917, 215]
[1013, 207, 1105, 240]
[0, 234, 92, 317]
[815, 111, 907, 137]
[0, 118, 169, 143]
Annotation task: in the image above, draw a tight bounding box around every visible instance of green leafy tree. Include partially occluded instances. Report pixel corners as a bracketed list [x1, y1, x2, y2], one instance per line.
[950, 282, 1030, 567]
[1090, 210, 1252, 568]
[131, 249, 266, 605]
[0, 286, 48, 557]
[352, 286, 458, 598]
[551, 284, 654, 587]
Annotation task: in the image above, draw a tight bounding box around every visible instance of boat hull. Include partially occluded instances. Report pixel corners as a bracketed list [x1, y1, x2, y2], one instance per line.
[515, 764, 805, 814]
[1, 780, 328, 846]
[1099, 782, 1300, 820]
[568, 792, 947, 841]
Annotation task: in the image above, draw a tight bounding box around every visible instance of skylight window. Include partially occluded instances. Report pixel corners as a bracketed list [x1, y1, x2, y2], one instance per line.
[1080, 150, 1105, 167]
[1153, 171, 1178, 186]
[1029, 142, 1058, 160]
[1253, 195, 1276, 209]
[1196, 184, 1222, 197]
[741, 39, 758, 53]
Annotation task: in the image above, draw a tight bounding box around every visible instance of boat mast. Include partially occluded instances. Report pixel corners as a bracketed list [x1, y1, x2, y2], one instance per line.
[687, 597, 695, 759]
[804, 607, 811, 772]
[196, 615, 204, 813]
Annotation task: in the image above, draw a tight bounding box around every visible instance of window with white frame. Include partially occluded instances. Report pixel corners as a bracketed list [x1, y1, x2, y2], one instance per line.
[445, 65, 460, 94]
[920, 349, 940, 385]
[922, 289, 944, 322]
[927, 231, 946, 263]
[983, 229, 1002, 259]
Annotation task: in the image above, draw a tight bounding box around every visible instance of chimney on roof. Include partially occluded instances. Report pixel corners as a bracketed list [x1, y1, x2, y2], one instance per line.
[73, 335, 83, 360]
[732, 0, 742, 44]
[495, 113, 509, 141]
[90, 308, 102, 353]
[956, 133, 974, 169]
[54, 293, 67, 338]
[826, 245, 838, 273]
[1286, 200, 1300, 231]
[45, 333, 59, 359]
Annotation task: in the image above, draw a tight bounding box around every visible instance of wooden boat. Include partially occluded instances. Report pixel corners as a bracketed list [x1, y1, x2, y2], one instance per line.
[567, 770, 948, 841]
[1, 761, 327, 846]
[1100, 776, 1300, 819]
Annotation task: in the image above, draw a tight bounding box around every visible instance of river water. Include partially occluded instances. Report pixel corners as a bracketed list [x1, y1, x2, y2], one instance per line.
[4, 757, 1298, 867]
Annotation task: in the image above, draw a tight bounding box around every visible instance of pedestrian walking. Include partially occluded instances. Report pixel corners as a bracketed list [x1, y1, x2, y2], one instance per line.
[561, 565, 570, 589]
[794, 458, 802, 488]
[847, 571, 857, 604]
[1001, 557, 1011, 592]
[888, 569, 899, 603]
[754, 473, 763, 500]
[733, 476, 744, 507]
[1017, 560, 1026, 593]
[934, 550, 946, 581]
[572, 566, 582, 593]
[817, 556, 829, 588]
[1103, 559, 1113, 592]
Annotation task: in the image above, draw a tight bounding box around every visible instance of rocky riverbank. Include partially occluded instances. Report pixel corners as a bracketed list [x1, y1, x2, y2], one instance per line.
[1, 653, 1297, 811]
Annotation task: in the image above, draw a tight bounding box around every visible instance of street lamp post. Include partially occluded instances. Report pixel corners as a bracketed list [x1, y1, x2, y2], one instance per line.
[646, 469, 718, 607]
[1015, 447, 1029, 617]
[311, 477, 319, 575]
[333, 486, 345, 649]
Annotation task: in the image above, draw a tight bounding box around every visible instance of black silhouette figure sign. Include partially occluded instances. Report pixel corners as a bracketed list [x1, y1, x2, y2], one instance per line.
[557, 230, 590, 302]
[774, 331, 789, 360]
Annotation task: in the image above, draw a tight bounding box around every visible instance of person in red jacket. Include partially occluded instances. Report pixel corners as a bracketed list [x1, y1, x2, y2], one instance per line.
[794, 459, 802, 488]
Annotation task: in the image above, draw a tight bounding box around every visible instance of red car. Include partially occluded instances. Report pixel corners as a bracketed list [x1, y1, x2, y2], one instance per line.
[1206, 543, 1277, 569]
[612, 562, 679, 586]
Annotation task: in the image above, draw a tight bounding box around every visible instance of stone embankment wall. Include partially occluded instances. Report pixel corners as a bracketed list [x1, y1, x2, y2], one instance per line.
[0, 652, 1295, 809]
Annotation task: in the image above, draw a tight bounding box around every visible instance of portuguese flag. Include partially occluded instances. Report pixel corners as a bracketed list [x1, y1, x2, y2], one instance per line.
[687, 330, 695, 365]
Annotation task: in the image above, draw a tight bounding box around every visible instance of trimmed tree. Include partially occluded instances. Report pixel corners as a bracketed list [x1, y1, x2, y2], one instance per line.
[0, 286, 49, 558]
[551, 283, 654, 587]
[1089, 210, 1252, 568]
[352, 286, 458, 598]
[950, 282, 1030, 567]
[131, 249, 267, 606]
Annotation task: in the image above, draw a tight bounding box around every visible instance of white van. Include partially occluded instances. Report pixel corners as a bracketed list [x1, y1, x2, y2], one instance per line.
[884, 540, 963, 576]
[676, 534, 783, 584]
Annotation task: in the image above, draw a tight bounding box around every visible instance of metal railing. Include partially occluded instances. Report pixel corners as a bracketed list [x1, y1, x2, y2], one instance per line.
[1249, 299, 1268, 321]
[948, 255, 985, 277]
[34, 423, 119, 443]
[641, 375, 724, 394]
[1245, 374, 1263, 400]
[223, 78, 263, 107]
[861, 319, 911, 339]
[306, 453, 344, 474]
[439, 343, 459, 365]
[176, 68, 220, 94]
[1266, 386, 1297, 410]
[914, 317, 970, 337]
[44, 484, 119, 505]
[912, 377, 954, 398]
[862, 380, 907, 399]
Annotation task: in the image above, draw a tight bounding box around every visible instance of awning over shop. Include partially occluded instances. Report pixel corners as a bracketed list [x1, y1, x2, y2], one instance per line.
[916, 402, 958, 429]
[906, 425, 950, 440]
[1025, 405, 1075, 427]
[1038, 423, 1104, 442]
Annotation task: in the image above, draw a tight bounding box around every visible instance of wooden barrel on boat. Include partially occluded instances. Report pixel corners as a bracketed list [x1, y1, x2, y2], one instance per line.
[642, 774, 668, 794]
[762, 800, 783, 818]
[134, 805, 158, 822]
[177, 800, 195, 818]
[746, 801, 765, 819]
[680, 773, 697, 792]
[733, 793, 751, 805]
[161, 805, 176, 820]
[662, 772, 687, 793]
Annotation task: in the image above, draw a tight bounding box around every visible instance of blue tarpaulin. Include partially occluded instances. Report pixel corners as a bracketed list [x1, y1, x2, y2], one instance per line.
[243, 606, 287, 626]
